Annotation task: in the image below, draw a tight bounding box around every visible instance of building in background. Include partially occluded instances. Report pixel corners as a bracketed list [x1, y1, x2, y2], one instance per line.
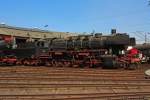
[0, 24, 75, 45]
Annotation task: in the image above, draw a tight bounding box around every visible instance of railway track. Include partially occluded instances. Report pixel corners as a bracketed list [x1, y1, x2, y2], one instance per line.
[0, 68, 147, 80]
[0, 83, 149, 87]
[0, 65, 149, 99]
[0, 64, 148, 72]
[0, 93, 149, 100]
[0, 74, 145, 79]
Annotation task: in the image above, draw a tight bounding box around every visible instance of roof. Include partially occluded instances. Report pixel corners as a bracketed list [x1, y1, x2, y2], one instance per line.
[0, 24, 75, 39]
[0, 24, 55, 33]
[0, 29, 10, 35]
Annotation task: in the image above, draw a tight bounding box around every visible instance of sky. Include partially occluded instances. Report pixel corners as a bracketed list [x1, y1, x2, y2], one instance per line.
[0, 0, 150, 43]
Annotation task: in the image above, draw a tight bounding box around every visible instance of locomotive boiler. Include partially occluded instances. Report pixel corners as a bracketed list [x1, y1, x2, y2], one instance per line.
[50, 32, 133, 55]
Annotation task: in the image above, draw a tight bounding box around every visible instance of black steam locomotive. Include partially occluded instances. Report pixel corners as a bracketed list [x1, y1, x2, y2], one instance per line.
[2, 33, 134, 57]
[0, 31, 137, 68]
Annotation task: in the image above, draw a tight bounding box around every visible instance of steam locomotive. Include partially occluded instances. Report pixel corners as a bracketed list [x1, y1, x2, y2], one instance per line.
[0, 30, 140, 69]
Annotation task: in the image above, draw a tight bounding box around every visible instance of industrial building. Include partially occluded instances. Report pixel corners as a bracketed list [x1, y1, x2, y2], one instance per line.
[0, 24, 75, 44]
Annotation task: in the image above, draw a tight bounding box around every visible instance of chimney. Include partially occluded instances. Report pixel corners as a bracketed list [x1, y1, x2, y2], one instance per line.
[111, 29, 116, 34]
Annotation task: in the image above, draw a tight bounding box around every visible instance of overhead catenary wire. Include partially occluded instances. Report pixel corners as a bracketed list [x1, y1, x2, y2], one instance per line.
[133, 31, 150, 43]
[132, 32, 145, 40]
[128, 31, 149, 44]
